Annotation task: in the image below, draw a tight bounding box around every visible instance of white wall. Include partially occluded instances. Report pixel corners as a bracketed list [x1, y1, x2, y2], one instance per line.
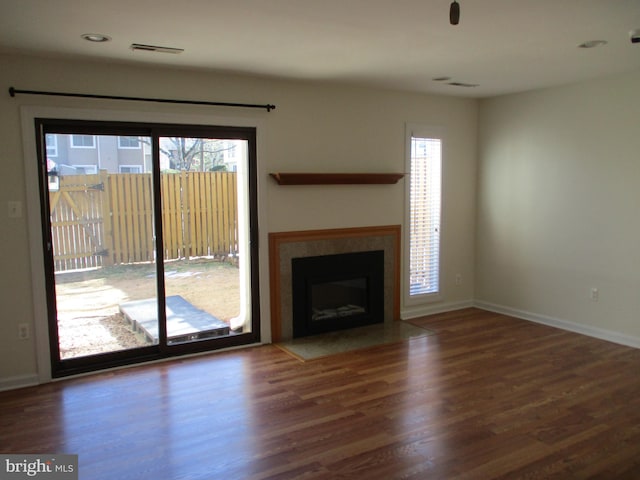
[477, 71, 640, 344]
[0, 53, 478, 386]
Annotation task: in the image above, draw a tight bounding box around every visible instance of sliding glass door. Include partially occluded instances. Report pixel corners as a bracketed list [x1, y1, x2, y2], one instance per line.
[158, 135, 252, 346]
[36, 120, 259, 377]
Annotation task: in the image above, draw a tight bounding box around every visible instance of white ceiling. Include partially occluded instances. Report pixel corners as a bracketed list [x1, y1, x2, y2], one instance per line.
[1, 0, 639, 98]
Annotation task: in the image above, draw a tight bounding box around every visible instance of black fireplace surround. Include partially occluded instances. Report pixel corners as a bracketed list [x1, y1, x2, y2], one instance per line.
[291, 250, 384, 338]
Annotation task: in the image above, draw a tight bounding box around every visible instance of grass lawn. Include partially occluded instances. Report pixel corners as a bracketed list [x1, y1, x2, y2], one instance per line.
[55, 258, 240, 358]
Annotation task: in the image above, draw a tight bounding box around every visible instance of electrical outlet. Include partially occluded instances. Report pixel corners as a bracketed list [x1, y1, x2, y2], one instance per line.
[590, 288, 599, 302]
[455, 274, 462, 286]
[18, 323, 30, 340]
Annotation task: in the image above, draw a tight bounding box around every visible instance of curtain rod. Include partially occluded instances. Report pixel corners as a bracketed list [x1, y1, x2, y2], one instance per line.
[8, 87, 276, 112]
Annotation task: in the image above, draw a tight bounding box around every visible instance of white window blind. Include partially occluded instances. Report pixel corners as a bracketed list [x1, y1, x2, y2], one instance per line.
[409, 136, 441, 296]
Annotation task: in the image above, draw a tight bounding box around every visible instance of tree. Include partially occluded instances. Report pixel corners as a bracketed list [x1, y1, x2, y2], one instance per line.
[144, 137, 236, 172]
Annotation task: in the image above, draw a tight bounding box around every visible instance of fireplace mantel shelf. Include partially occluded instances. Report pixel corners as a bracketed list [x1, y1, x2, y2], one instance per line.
[269, 173, 405, 185]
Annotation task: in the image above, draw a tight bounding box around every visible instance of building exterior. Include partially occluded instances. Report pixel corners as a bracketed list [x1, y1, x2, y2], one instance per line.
[46, 134, 150, 175]
[46, 134, 239, 174]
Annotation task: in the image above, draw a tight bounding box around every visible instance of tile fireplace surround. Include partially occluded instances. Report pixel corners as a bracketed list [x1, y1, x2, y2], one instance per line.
[269, 225, 401, 342]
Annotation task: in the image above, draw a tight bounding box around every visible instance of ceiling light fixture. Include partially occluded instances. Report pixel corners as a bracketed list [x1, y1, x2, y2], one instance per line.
[578, 40, 607, 49]
[81, 33, 111, 43]
[450, 1, 460, 25]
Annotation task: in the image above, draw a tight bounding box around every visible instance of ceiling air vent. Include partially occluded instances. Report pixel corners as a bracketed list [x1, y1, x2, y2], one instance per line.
[130, 43, 184, 54]
[447, 81, 479, 88]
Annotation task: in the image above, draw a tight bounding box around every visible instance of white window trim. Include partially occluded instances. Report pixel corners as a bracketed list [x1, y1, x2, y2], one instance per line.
[119, 165, 143, 173]
[118, 136, 142, 149]
[403, 123, 443, 307]
[69, 134, 96, 148]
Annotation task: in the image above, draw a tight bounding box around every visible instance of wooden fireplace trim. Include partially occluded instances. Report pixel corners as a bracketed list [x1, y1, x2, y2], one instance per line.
[269, 173, 404, 185]
[268, 225, 401, 342]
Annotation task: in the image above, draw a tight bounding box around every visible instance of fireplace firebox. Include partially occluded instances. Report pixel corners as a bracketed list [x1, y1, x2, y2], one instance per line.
[291, 250, 384, 338]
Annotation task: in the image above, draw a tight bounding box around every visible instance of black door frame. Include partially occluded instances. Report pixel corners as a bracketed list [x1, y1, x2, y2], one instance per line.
[35, 119, 260, 377]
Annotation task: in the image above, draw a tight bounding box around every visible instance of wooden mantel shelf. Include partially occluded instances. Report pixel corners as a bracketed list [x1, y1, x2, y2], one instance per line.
[269, 173, 404, 185]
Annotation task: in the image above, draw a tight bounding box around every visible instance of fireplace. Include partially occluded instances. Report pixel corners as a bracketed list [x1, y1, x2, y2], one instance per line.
[292, 250, 384, 338]
[269, 225, 401, 342]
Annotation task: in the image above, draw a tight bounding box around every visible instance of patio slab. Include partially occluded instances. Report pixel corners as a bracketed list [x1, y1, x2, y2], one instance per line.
[119, 295, 229, 344]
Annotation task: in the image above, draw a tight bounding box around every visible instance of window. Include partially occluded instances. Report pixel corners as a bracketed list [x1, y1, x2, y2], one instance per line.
[226, 140, 237, 158]
[45, 134, 58, 157]
[74, 165, 98, 175]
[118, 136, 141, 149]
[405, 126, 442, 300]
[119, 165, 143, 173]
[70, 134, 96, 148]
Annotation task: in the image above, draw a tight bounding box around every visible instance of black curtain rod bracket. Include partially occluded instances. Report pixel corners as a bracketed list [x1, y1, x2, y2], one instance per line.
[8, 87, 276, 112]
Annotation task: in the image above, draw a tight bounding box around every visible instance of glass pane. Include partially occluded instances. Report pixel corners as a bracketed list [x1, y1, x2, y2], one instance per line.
[159, 137, 250, 345]
[311, 278, 367, 322]
[409, 137, 441, 296]
[48, 134, 159, 359]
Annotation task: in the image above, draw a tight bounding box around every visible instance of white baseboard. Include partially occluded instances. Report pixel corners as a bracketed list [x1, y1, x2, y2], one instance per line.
[475, 300, 640, 350]
[401, 300, 474, 320]
[0, 374, 39, 392]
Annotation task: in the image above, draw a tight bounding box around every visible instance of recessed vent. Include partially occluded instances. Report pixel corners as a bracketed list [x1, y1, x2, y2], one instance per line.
[447, 81, 479, 88]
[130, 43, 184, 54]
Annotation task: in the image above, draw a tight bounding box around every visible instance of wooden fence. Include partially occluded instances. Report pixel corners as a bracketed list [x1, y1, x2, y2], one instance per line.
[49, 171, 238, 272]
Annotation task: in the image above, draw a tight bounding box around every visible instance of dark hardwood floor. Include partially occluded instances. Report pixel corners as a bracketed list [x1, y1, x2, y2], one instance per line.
[2, 308, 640, 479]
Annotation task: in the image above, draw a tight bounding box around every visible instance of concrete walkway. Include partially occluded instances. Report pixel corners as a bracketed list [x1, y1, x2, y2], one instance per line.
[120, 295, 229, 344]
